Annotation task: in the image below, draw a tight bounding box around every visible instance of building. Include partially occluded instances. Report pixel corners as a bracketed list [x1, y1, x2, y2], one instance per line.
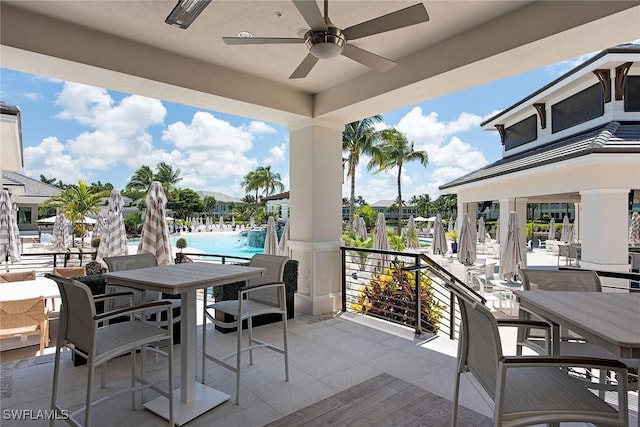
[263, 191, 290, 221]
[441, 44, 640, 275]
[1, 171, 62, 225]
[197, 191, 246, 219]
[369, 200, 418, 221]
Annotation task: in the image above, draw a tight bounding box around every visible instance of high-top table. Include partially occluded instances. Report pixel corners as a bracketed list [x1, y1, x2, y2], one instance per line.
[104, 262, 265, 426]
[514, 290, 639, 358]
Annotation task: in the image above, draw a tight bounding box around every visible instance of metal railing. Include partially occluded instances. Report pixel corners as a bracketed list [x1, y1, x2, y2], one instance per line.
[340, 247, 484, 340]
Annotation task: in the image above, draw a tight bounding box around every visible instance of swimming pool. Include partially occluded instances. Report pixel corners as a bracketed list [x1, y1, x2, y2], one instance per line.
[128, 232, 263, 259]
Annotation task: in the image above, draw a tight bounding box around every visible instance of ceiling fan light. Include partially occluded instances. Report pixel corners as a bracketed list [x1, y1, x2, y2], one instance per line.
[305, 28, 346, 59]
[165, 0, 212, 29]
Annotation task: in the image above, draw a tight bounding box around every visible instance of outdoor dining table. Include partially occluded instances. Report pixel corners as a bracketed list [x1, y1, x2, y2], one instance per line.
[514, 290, 640, 359]
[103, 262, 265, 426]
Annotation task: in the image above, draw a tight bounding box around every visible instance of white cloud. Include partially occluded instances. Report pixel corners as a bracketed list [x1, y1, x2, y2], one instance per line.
[264, 143, 287, 165]
[23, 137, 84, 183]
[22, 92, 39, 101]
[244, 121, 277, 135]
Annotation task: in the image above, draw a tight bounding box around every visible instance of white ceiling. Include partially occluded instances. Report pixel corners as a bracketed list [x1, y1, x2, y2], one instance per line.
[1, 1, 639, 125]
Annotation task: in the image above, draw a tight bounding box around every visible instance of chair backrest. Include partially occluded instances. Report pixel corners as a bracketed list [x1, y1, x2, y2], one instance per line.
[247, 254, 289, 305]
[520, 269, 601, 292]
[0, 270, 36, 282]
[104, 254, 160, 305]
[52, 266, 86, 278]
[45, 274, 96, 352]
[0, 296, 46, 331]
[104, 253, 158, 272]
[484, 263, 495, 280]
[455, 293, 502, 401]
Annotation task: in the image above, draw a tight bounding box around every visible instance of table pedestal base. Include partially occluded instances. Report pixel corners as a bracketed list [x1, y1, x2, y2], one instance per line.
[144, 383, 230, 426]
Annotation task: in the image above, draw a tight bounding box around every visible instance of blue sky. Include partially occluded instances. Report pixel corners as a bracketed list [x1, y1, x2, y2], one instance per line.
[0, 49, 600, 204]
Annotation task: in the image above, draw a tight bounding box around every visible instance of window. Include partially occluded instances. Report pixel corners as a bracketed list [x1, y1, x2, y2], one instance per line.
[625, 76, 640, 112]
[505, 115, 537, 150]
[551, 84, 604, 133]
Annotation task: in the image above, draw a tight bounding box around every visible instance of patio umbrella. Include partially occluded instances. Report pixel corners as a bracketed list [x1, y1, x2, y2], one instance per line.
[137, 181, 173, 266]
[250, 216, 255, 228]
[358, 216, 368, 240]
[448, 217, 454, 232]
[278, 218, 290, 256]
[52, 213, 70, 253]
[629, 211, 640, 246]
[96, 189, 128, 268]
[231, 216, 236, 228]
[352, 215, 366, 240]
[499, 212, 523, 282]
[495, 217, 500, 243]
[92, 214, 105, 241]
[432, 214, 448, 255]
[406, 215, 418, 249]
[372, 213, 390, 273]
[560, 215, 571, 243]
[263, 216, 279, 255]
[457, 213, 476, 266]
[219, 216, 224, 230]
[570, 213, 580, 244]
[477, 217, 486, 244]
[548, 217, 556, 240]
[0, 190, 21, 265]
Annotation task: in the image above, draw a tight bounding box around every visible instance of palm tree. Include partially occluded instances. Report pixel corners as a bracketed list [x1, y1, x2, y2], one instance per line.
[256, 166, 284, 197]
[126, 165, 154, 193]
[343, 115, 383, 224]
[39, 174, 57, 185]
[369, 128, 428, 234]
[44, 180, 109, 247]
[241, 170, 261, 207]
[154, 161, 182, 194]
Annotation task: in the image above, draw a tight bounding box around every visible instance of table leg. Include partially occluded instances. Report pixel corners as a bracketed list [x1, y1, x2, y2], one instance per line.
[144, 290, 230, 425]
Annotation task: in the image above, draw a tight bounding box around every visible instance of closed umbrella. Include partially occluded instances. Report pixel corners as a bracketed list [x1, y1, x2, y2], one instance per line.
[0, 190, 21, 266]
[249, 216, 255, 228]
[219, 216, 224, 230]
[495, 217, 500, 243]
[137, 182, 173, 266]
[499, 212, 523, 282]
[372, 213, 390, 273]
[560, 215, 571, 243]
[52, 214, 70, 253]
[629, 212, 640, 246]
[263, 216, 279, 255]
[448, 217, 454, 232]
[571, 214, 580, 244]
[357, 216, 368, 240]
[96, 189, 128, 268]
[477, 217, 486, 244]
[406, 215, 418, 249]
[278, 219, 290, 256]
[432, 214, 448, 255]
[231, 216, 236, 228]
[352, 215, 367, 240]
[548, 217, 556, 240]
[457, 213, 476, 266]
[92, 214, 105, 241]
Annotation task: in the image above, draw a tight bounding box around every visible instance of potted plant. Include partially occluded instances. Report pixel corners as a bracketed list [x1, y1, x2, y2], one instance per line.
[175, 237, 187, 263]
[446, 229, 458, 253]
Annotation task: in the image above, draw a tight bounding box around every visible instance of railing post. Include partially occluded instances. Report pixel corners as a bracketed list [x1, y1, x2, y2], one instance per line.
[414, 254, 421, 335]
[341, 247, 347, 312]
[449, 291, 455, 340]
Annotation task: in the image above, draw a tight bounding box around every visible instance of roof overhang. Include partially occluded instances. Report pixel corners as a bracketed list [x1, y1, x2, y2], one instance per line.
[0, 103, 23, 172]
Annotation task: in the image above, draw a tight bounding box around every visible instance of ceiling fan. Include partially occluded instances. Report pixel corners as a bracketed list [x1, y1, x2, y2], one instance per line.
[222, 0, 429, 79]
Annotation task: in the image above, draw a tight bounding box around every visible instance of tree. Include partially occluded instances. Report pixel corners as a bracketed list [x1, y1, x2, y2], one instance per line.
[369, 128, 428, 234]
[203, 195, 217, 215]
[39, 175, 57, 185]
[242, 166, 284, 202]
[43, 180, 109, 247]
[89, 181, 113, 193]
[124, 165, 154, 202]
[167, 188, 205, 219]
[155, 161, 182, 194]
[241, 170, 261, 206]
[343, 115, 383, 225]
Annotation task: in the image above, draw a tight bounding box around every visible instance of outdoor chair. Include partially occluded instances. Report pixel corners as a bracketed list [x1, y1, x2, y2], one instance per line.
[0, 296, 49, 354]
[201, 254, 290, 404]
[452, 291, 629, 427]
[52, 266, 86, 278]
[104, 254, 182, 342]
[517, 268, 639, 413]
[45, 274, 174, 427]
[0, 270, 36, 282]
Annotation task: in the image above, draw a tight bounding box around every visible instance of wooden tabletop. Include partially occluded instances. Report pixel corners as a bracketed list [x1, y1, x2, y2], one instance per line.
[103, 262, 265, 295]
[515, 290, 640, 358]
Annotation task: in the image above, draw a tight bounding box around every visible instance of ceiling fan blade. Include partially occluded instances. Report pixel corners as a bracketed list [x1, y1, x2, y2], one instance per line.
[223, 37, 305, 45]
[289, 54, 319, 79]
[342, 3, 429, 41]
[292, 0, 328, 31]
[342, 44, 397, 72]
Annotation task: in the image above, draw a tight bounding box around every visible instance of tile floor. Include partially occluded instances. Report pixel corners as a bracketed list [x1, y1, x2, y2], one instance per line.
[1, 308, 637, 427]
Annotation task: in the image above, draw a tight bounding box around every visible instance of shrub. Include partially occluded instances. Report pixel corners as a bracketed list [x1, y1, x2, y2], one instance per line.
[351, 262, 446, 333]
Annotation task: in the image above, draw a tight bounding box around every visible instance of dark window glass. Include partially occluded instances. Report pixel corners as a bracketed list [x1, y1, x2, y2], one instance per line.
[625, 76, 640, 112]
[505, 115, 537, 151]
[551, 84, 604, 133]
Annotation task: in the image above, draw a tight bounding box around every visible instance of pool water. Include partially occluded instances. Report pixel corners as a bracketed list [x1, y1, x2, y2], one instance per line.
[128, 232, 263, 259]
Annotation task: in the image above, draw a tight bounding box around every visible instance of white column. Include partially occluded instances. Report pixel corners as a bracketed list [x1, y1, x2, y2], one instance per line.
[515, 198, 528, 268]
[288, 120, 343, 315]
[579, 189, 630, 289]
